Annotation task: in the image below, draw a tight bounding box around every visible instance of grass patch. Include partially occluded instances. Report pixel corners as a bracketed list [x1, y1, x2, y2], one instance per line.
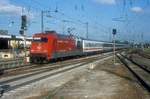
[126, 48, 141, 54]
[143, 48, 150, 54]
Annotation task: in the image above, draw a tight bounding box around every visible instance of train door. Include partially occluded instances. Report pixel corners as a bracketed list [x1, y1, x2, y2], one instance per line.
[76, 38, 82, 50]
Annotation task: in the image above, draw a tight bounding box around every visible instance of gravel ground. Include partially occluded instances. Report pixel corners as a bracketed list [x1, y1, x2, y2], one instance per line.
[45, 58, 150, 99]
[1, 55, 112, 99]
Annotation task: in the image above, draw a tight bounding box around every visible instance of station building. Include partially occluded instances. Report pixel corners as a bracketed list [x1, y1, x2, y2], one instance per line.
[0, 33, 32, 59]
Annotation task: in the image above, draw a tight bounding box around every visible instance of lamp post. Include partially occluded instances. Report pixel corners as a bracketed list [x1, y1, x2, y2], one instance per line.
[41, 11, 44, 33]
[112, 29, 117, 65]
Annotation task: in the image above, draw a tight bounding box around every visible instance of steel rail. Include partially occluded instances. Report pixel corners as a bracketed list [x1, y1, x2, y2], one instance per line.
[117, 53, 150, 92]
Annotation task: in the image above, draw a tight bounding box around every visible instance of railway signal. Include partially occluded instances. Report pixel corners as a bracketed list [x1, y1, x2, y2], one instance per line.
[20, 15, 27, 58]
[112, 29, 117, 65]
[21, 15, 27, 31]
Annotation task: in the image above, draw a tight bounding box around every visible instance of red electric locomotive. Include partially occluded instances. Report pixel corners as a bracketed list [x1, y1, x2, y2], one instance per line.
[30, 31, 128, 63]
[30, 31, 81, 63]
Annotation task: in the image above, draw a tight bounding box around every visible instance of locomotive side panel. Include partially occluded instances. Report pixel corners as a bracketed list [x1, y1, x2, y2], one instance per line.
[56, 39, 75, 52]
[52, 36, 82, 58]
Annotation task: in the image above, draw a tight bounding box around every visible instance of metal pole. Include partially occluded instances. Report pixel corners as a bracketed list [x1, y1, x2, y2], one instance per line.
[41, 11, 44, 33]
[113, 34, 116, 65]
[86, 22, 88, 39]
[112, 28, 117, 65]
[109, 28, 111, 41]
[24, 32, 27, 57]
[62, 21, 65, 34]
[141, 33, 144, 51]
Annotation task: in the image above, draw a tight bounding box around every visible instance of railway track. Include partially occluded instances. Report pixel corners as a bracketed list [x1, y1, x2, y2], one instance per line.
[1, 52, 112, 77]
[0, 57, 29, 73]
[129, 54, 150, 72]
[117, 53, 150, 92]
[0, 52, 112, 96]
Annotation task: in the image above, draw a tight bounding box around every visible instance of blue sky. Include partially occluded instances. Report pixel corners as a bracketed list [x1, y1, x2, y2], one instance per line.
[0, 0, 150, 42]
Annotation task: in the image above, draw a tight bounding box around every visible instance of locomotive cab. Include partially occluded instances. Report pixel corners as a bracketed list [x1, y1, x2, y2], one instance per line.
[30, 32, 56, 63]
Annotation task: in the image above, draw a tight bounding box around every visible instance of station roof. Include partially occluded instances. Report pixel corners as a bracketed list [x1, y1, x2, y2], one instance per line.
[0, 34, 32, 40]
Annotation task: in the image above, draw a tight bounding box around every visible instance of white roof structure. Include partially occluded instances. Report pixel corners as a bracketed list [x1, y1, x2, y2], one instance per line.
[0, 34, 32, 40]
[0, 35, 11, 39]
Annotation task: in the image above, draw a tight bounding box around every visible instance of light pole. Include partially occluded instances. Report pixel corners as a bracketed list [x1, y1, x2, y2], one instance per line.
[112, 29, 117, 65]
[41, 11, 44, 33]
[86, 22, 89, 39]
[141, 33, 144, 51]
[62, 20, 65, 34]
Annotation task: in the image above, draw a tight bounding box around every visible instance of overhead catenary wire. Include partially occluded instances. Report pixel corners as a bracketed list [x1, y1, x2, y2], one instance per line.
[28, 0, 111, 32]
[13, 0, 148, 41]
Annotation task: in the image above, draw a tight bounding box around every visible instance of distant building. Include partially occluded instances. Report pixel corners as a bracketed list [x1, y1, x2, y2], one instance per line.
[0, 34, 32, 50]
[0, 30, 8, 35]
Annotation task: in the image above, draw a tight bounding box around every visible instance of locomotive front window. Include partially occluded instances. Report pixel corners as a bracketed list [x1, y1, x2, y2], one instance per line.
[33, 37, 48, 43]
